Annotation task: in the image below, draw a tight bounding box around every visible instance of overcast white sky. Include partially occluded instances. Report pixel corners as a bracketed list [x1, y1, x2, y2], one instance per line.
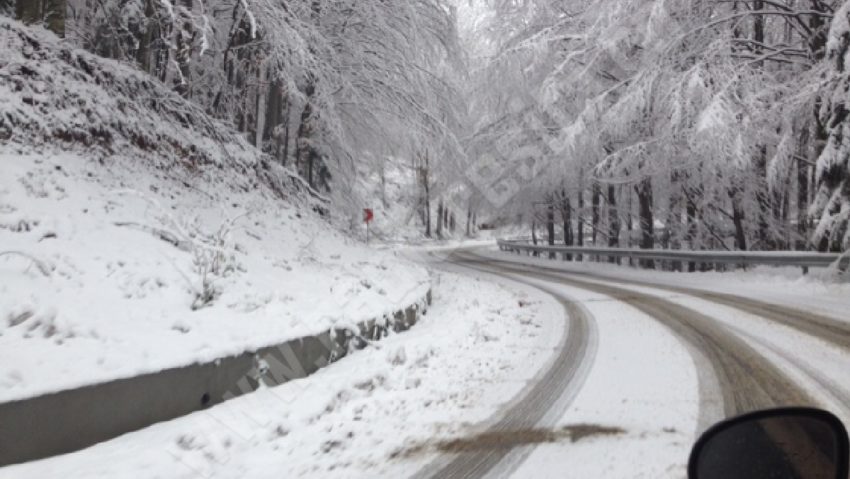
[453, 0, 494, 58]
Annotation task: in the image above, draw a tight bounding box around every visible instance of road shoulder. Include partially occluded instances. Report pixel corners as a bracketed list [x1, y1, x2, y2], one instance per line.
[0, 272, 562, 479]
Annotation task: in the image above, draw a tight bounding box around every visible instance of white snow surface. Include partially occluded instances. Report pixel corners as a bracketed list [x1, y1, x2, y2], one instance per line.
[512, 263, 850, 477]
[0, 151, 429, 402]
[419, 249, 701, 478]
[507, 278, 698, 479]
[568, 276, 850, 429]
[0, 272, 563, 479]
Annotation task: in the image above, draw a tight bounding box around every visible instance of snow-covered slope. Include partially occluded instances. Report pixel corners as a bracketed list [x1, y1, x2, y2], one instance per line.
[0, 19, 429, 402]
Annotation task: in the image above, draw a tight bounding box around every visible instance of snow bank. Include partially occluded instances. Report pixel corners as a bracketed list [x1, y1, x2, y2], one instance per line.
[0, 19, 429, 402]
[0, 273, 560, 478]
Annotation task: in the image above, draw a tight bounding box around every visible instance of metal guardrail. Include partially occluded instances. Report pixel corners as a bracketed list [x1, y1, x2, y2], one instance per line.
[497, 239, 848, 271]
[0, 291, 431, 467]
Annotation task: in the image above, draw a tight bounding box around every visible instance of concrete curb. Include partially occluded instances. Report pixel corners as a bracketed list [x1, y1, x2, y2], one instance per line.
[0, 289, 431, 467]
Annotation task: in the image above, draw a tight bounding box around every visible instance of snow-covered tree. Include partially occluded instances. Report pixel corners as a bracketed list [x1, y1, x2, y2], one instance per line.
[467, 0, 848, 255]
[813, 1, 850, 251]
[60, 0, 466, 221]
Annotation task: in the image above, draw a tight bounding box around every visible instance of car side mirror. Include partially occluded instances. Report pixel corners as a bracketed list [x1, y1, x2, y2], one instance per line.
[689, 408, 849, 479]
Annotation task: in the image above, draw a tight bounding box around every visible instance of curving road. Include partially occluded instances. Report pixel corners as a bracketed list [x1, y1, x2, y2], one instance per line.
[414, 265, 598, 479]
[416, 248, 849, 479]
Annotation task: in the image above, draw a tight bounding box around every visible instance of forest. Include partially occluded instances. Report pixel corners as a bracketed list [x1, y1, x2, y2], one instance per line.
[4, 0, 850, 254]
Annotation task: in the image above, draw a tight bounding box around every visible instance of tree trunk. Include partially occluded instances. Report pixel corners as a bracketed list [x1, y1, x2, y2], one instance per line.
[755, 145, 772, 250]
[296, 81, 320, 189]
[531, 221, 539, 257]
[136, 0, 156, 72]
[547, 202, 556, 259]
[46, 0, 64, 36]
[254, 64, 269, 149]
[279, 95, 291, 165]
[666, 173, 682, 271]
[752, 1, 765, 50]
[635, 178, 655, 268]
[780, 170, 791, 250]
[686, 185, 698, 272]
[729, 184, 748, 251]
[261, 81, 288, 165]
[625, 187, 635, 266]
[797, 157, 810, 250]
[423, 156, 431, 238]
[436, 200, 444, 238]
[264, 81, 282, 151]
[173, 0, 195, 98]
[607, 185, 619, 263]
[562, 193, 573, 261]
[591, 182, 601, 246]
[576, 184, 584, 261]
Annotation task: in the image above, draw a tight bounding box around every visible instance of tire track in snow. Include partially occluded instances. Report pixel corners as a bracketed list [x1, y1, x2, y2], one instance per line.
[488, 251, 850, 351]
[484, 250, 850, 420]
[721, 323, 850, 420]
[455, 252, 820, 420]
[414, 257, 598, 479]
[670, 290, 850, 350]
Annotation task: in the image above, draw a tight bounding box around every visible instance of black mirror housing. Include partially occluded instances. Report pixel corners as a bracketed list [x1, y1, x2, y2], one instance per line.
[689, 407, 849, 479]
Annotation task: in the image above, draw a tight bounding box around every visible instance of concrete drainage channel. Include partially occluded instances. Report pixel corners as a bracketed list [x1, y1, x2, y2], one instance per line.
[0, 290, 431, 467]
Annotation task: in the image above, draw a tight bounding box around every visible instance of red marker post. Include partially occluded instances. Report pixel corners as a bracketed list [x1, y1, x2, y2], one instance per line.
[363, 208, 374, 243]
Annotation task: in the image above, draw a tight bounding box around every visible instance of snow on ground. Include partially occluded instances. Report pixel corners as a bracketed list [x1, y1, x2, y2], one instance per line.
[0, 272, 563, 479]
[460, 246, 850, 477]
[570, 277, 850, 430]
[500, 276, 700, 479]
[0, 151, 429, 403]
[378, 238, 497, 253]
[476, 247, 850, 322]
[411, 251, 700, 477]
[0, 20, 428, 402]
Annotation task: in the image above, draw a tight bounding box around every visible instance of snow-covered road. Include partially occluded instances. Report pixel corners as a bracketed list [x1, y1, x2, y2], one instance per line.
[414, 247, 850, 478]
